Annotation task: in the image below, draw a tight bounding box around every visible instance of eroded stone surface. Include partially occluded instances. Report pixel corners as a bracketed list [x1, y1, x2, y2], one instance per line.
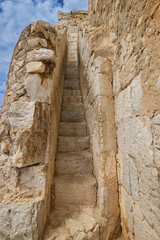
[8, 101, 35, 128]
[0, 20, 67, 239]
[26, 61, 46, 73]
[26, 48, 55, 62]
[55, 175, 97, 206]
[43, 206, 107, 240]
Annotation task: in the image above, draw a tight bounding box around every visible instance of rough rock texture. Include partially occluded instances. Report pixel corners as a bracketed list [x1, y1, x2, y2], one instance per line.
[0, 1, 160, 240]
[0, 21, 67, 239]
[26, 61, 46, 73]
[42, 24, 106, 240]
[88, 0, 160, 239]
[78, 17, 120, 240]
[43, 206, 110, 240]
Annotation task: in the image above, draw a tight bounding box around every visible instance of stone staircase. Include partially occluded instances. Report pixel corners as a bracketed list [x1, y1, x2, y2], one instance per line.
[55, 25, 97, 207]
[43, 26, 106, 240]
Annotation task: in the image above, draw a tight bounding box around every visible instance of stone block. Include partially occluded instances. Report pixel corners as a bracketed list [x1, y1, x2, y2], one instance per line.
[55, 175, 97, 206]
[27, 37, 48, 49]
[20, 164, 46, 193]
[12, 102, 50, 168]
[56, 151, 92, 175]
[61, 110, 84, 122]
[117, 117, 153, 167]
[26, 48, 55, 62]
[64, 80, 79, 90]
[25, 74, 52, 103]
[63, 90, 81, 96]
[26, 61, 46, 73]
[119, 153, 139, 200]
[58, 136, 90, 152]
[59, 122, 87, 136]
[62, 101, 83, 111]
[0, 198, 45, 240]
[8, 101, 35, 128]
[115, 74, 142, 123]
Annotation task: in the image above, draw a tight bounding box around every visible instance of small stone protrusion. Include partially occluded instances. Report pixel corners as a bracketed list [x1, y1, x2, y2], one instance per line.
[1, 142, 10, 154]
[26, 61, 46, 73]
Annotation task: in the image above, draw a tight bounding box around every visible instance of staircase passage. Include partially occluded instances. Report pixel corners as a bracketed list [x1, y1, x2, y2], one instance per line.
[55, 25, 96, 207]
[43, 26, 106, 240]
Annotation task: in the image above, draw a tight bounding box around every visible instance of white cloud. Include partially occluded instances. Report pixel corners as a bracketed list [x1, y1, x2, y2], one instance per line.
[0, 0, 88, 107]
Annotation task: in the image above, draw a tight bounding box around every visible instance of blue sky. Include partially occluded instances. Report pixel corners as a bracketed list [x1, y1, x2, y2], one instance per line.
[0, 0, 88, 109]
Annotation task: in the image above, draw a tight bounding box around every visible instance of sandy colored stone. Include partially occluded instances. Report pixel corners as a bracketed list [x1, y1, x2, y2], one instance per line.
[56, 151, 92, 175]
[26, 61, 46, 73]
[0, 20, 67, 240]
[55, 175, 97, 206]
[26, 48, 55, 62]
[8, 101, 35, 128]
[59, 122, 87, 136]
[1, 142, 10, 154]
[61, 110, 84, 122]
[25, 73, 52, 104]
[58, 136, 90, 152]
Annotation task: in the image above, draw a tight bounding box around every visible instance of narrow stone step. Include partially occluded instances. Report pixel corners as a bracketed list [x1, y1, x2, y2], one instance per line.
[65, 74, 79, 80]
[68, 42, 77, 46]
[59, 122, 87, 136]
[56, 151, 93, 175]
[65, 67, 79, 73]
[63, 95, 82, 103]
[68, 36, 78, 41]
[64, 76, 79, 81]
[68, 39, 78, 43]
[67, 61, 78, 67]
[67, 49, 78, 55]
[68, 46, 78, 52]
[68, 47, 78, 52]
[67, 57, 78, 62]
[61, 110, 84, 122]
[68, 32, 78, 37]
[65, 68, 79, 75]
[63, 90, 81, 96]
[54, 175, 97, 206]
[68, 54, 78, 59]
[58, 136, 90, 152]
[62, 103, 83, 111]
[64, 80, 80, 90]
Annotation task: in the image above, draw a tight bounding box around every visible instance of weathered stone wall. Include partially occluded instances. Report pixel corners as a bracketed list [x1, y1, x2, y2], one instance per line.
[0, 21, 67, 239]
[89, 0, 160, 239]
[78, 20, 120, 239]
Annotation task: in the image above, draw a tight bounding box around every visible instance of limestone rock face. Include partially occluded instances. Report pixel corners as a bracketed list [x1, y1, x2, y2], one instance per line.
[26, 48, 55, 62]
[0, 20, 67, 239]
[8, 101, 36, 128]
[25, 73, 52, 103]
[26, 61, 46, 73]
[88, 0, 160, 239]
